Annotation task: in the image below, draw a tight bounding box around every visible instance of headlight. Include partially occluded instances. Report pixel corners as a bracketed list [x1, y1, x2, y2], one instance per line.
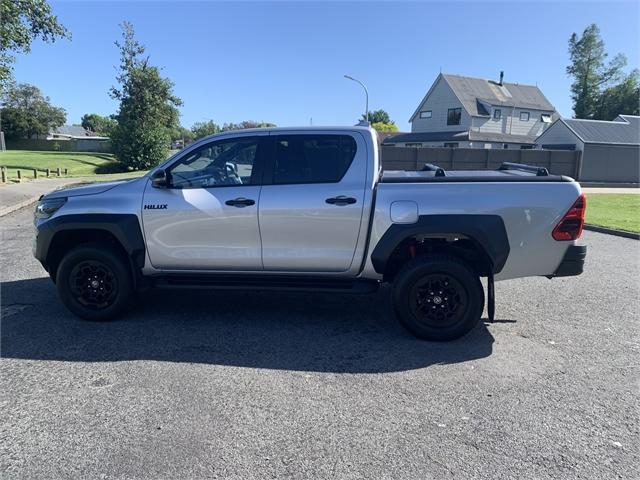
[35, 197, 67, 219]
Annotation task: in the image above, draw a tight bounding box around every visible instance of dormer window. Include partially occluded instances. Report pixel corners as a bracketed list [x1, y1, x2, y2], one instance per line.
[493, 109, 502, 120]
[519, 111, 530, 122]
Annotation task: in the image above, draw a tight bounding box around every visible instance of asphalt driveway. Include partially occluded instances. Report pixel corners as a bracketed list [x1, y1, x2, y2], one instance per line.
[1, 206, 638, 479]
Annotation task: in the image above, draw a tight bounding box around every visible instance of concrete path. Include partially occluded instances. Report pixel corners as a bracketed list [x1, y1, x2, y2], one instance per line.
[582, 187, 639, 194]
[0, 178, 87, 217]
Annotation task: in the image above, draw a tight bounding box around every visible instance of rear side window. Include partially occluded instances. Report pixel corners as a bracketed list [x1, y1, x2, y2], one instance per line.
[273, 134, 357, 184]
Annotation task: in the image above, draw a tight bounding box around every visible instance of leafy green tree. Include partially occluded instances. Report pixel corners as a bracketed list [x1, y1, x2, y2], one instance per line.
[191, 120, 220, 139]
[171, 125, 194, 143]
[81, 113, 117, 136]
[361, 109, 393, 125]
[567, 24, 627, 119]
[594, 70, 640, 120]
[0, 82, 65, 138]
[0, 0, 70, 85]
[109, 22, 182, 170]
[371, 121, 398, 133]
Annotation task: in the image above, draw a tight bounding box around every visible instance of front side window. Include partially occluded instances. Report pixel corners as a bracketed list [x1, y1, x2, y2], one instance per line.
[493, 109, 502, 120]
[447, 108, 461, 125]
[168, 137, 259, 188]
[419, 110, 432, 119]
[272, 135, 357, 184]
[519, 111, 530, 121]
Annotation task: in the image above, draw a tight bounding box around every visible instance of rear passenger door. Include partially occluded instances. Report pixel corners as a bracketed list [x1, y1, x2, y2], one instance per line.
[258, 132, 367, 272]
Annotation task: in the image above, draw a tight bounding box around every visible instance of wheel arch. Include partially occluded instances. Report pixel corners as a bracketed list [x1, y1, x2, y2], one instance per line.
[36, 214, 145, 283]
[370, 215, 510, 280]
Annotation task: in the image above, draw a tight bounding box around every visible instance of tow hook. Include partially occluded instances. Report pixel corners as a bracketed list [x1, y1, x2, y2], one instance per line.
[487, 271, 495, 322]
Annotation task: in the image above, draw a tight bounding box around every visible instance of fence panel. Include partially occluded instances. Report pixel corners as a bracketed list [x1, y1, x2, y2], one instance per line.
[381, 146, 580, 178]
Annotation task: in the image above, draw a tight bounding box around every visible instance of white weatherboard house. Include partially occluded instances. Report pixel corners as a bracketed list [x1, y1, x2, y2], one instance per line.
[385, 73, 558, 149]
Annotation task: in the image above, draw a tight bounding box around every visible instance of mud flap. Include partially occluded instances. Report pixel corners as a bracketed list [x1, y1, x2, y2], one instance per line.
[487, 271, 495, 323]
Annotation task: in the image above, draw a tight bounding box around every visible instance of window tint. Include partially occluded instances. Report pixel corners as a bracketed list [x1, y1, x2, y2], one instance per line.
[169, 137, 259, 188]
[273, 135, 357, 184]
[447, 108, 461, 125]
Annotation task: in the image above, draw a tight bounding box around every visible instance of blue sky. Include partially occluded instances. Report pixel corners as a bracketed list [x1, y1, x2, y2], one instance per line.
[13, 0, 640, 130]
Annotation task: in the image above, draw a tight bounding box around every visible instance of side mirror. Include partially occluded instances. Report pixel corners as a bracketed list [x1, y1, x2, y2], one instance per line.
[151, 169, 169, 188]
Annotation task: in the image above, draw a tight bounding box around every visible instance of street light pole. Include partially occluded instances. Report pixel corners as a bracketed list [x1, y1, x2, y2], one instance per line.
[344, 75, 369, 124]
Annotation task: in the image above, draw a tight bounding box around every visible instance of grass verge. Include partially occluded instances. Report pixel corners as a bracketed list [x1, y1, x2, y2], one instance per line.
[585, 193, 640, 233]
[0, 150, 131, 180]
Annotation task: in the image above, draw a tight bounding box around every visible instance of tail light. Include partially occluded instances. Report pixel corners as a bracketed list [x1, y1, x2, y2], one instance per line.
[552, 193, 586, 241]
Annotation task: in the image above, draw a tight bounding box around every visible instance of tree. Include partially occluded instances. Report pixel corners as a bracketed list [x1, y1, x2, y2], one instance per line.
[0, 0, 70, 85]
[567, 24, 627, 119]
[371, 122, 398, 133]
[594, 69, 640, 120]
[109, 22, 182, 170]
[170, 125, 194, 143]
[191, 120, 220, 139]
[81, 113, 117, 136]
[0, 82, 65, 138]
[361, 109, 393, 125]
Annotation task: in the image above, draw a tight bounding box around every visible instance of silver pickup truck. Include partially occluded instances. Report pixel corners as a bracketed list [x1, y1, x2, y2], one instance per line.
[33, 126, 587, 341]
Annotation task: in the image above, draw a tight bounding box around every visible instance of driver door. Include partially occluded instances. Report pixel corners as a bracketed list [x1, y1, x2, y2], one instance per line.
[142, 134, 266, 271]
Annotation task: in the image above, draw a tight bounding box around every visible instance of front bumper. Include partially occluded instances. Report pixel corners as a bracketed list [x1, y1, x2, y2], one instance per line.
[551, 245, 587, 277]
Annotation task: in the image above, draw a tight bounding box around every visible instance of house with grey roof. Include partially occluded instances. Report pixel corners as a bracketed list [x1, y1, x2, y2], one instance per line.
[535, 115, 639, 183]
[47, 125, 109, 141]
[385, 72, 558, 149]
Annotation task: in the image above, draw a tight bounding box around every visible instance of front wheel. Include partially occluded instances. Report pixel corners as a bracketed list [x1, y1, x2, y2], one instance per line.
[392, 255, 484, 341]
[56, 243, 133, 321]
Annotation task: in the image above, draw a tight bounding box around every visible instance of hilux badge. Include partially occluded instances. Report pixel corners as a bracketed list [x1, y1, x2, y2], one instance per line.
[144, 204, 168, 210]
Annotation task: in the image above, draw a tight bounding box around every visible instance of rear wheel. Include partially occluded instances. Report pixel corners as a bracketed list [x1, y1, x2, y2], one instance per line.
[392, 255, 484, 341]
[56, 243, 132, 321]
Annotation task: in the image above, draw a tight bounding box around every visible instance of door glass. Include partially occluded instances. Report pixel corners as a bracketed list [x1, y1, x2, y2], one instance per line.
[273, 135, 357, 184]
[168, 137, 259, 188]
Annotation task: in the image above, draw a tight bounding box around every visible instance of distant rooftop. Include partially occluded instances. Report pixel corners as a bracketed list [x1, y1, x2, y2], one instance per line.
[411, 73, 556, 121]
[559, 115, 640, 145]
[443, 73, 556, 115]
[50, 125, 109, 140]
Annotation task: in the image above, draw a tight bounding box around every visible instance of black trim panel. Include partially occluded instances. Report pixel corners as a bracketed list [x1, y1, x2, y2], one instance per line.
[35, 214, 146, 270]
[152, 274, 379, 294]
[550, 245, 587, 277]
[370, 215, 510, 274]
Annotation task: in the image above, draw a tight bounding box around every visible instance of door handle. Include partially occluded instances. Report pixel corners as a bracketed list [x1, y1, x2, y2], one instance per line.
[325, 196, 357, 206]
[225, 197, 255, 207]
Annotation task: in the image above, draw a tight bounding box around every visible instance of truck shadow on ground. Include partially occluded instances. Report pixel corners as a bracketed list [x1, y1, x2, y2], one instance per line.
[1, 277, 495, 373]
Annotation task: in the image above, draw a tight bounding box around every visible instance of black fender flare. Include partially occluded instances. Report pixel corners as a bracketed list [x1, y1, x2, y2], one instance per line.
[370, 214, 510, 275]
[35, 214, 146, 271]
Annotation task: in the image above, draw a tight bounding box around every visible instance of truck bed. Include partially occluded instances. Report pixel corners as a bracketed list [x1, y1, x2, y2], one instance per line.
[381, 170, 573, 183]
[381, 162, 574, 183]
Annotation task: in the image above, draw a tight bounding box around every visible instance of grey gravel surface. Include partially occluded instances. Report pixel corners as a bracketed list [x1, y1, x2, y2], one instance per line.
[1, 207, 638, 479]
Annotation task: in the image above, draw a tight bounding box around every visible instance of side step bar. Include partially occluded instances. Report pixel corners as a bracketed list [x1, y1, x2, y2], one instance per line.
[151, 274, 380, 294]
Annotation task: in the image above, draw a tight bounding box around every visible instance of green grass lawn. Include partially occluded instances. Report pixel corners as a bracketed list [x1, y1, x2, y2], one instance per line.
[585, 193, 640, 233]
[0, 150, 133, 180]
